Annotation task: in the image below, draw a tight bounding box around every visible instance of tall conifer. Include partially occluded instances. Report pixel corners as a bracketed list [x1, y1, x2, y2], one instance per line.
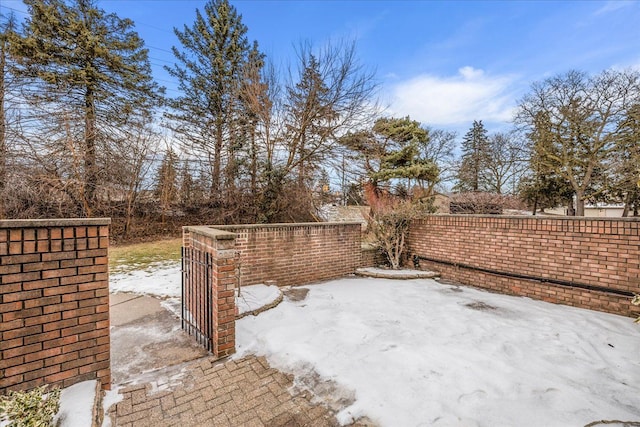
[165, 0, 253, 199]
[10, 0, 161, 215]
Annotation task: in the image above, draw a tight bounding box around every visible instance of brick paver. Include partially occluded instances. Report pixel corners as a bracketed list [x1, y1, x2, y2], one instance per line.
[106, 355, 371, 426]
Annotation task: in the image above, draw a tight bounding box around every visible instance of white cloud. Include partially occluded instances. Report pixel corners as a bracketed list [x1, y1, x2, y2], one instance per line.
[593, 1, 636, 16]
[387, 66, 518, 128]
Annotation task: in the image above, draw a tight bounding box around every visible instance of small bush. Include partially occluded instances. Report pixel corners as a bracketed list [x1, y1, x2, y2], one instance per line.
[0, 386, 61, 427]
[368, 201, 419, 269]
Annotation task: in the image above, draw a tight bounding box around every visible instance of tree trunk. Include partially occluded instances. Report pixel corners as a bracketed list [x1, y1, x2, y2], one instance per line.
[565, 194, 576, 216]
[250, 125, 257, 196]
[574, 191, 584, 216]
[84, 86, 97, 217]
[212, 120, 223, 199]
[0, 24, 8, 219]
[622, 192, 631, 217]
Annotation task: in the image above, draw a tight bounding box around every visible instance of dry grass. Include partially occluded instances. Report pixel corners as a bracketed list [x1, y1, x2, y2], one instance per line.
[109, 238, 182, 274]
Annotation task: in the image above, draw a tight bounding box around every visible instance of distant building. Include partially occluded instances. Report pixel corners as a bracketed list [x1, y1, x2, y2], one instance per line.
[543, 204, 625, 218]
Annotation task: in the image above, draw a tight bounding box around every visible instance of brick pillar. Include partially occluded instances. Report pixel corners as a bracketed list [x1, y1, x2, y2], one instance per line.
[183, 226, 237, 359]
[211, 237, 237, 359]
[0, 218, 111, 393]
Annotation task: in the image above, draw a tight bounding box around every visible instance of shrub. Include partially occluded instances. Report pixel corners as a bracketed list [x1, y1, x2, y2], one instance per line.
[633, 294, 640, 323]
[0, 386, 61, 427]
[368, 201, 419, 269]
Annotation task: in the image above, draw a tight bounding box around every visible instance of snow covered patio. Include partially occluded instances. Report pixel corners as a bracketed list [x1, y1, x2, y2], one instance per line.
[235, 277, 640, 426]
[108, 258, 640, 426]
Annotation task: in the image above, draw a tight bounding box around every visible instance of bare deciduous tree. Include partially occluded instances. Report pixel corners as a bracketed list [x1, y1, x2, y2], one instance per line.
[515, 69, 640, 216]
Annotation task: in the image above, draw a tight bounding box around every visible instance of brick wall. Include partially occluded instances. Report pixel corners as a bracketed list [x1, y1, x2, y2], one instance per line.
[361, 244, 387, 268]
[0, 219, 111, 393]
[407, 215, 640, 317]
[217, 222, 362, 287]
[181, 222, 362, 357]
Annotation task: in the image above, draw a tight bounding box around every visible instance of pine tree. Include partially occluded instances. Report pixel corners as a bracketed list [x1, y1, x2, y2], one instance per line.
[0, 14, 16, 203]
[237, 41, 267, 197]
[9, 0, 161, 216]
[456, 120, 490, 192]
[165, 0, 252, 199]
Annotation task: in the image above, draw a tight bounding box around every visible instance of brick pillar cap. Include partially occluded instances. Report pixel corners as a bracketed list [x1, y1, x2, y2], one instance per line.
[183, 226, 237, 240]
[0, 218, 111, 228]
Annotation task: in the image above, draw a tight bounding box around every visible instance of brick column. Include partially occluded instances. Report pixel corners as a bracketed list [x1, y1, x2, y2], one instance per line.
[0, 218, 111, 393]
[210, 238, 237, 359]
[183, 226, 237, 359]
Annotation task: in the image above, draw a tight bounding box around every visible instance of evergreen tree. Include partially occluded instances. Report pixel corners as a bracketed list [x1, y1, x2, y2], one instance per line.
[165, 0, 253, 199]
[9, 0, 161, 216]
[518, 111, 574, 214]
[456, 120, 490, 192]
[341, 116, 439, 200]
[0, 14, 17, 205]
[237, 41, 267, 197]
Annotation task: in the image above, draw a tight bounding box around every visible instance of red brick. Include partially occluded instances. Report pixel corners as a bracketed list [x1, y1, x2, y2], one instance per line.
[0, 318, 24, 332]
[42, 267, 77, 279]
[61, 355, 96, 371]
[0, 301, 22, 313]
[63, 340, 96, 354]
[0, 374, 24, 389]
[4, 360, 44, 377]
[76, 249, 107, 258]
[45, 369, 78, 384]
[22, 278, 60, 290]
[24, 296, 62, 310]
[43, 284, 79, 296]
[61, 323, 96, 337]
[60, 274, 95, 286]
[60, 257, 94, 268]
[2, 324, 42, 340]
[42, 318, 78, 332]
[2, 271, 41, 284]
[23, 260, 59, 272]
[3, 289, 42, 303]
[24, 312, 61, 326]
[44, 352, 78, 367]
[0, 264, 21, 275]
[41, 251, 76, 261]
[9, 229, 22, 241]
[23, 330, 61, 345]
[24, 365, 61, 381]
[3, 343, 42, 359]
[43, 335, 78, 350]
[0, 355, 24, 369]
[78, 329, 108, 342]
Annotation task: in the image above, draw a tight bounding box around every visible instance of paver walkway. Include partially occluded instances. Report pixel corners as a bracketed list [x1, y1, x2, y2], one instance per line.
[106, 355, 371, 427]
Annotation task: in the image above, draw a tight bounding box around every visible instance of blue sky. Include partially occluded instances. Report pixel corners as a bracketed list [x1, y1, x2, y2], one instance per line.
[2, 0, 639, 135]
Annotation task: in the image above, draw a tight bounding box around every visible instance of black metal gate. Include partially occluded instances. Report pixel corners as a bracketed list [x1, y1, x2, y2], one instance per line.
[181, 247, 214, 352]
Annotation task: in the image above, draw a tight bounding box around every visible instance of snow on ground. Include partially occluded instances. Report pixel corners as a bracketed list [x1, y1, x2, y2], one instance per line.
[237, 284, 281, 315]
[101, 387, 123, 427]
[357, 267, 427, 277]
[236, 277, 640, 427]
[110, 261, 181, 298]
[110, 261, 281, 318]
[55, 380, 97, 427]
